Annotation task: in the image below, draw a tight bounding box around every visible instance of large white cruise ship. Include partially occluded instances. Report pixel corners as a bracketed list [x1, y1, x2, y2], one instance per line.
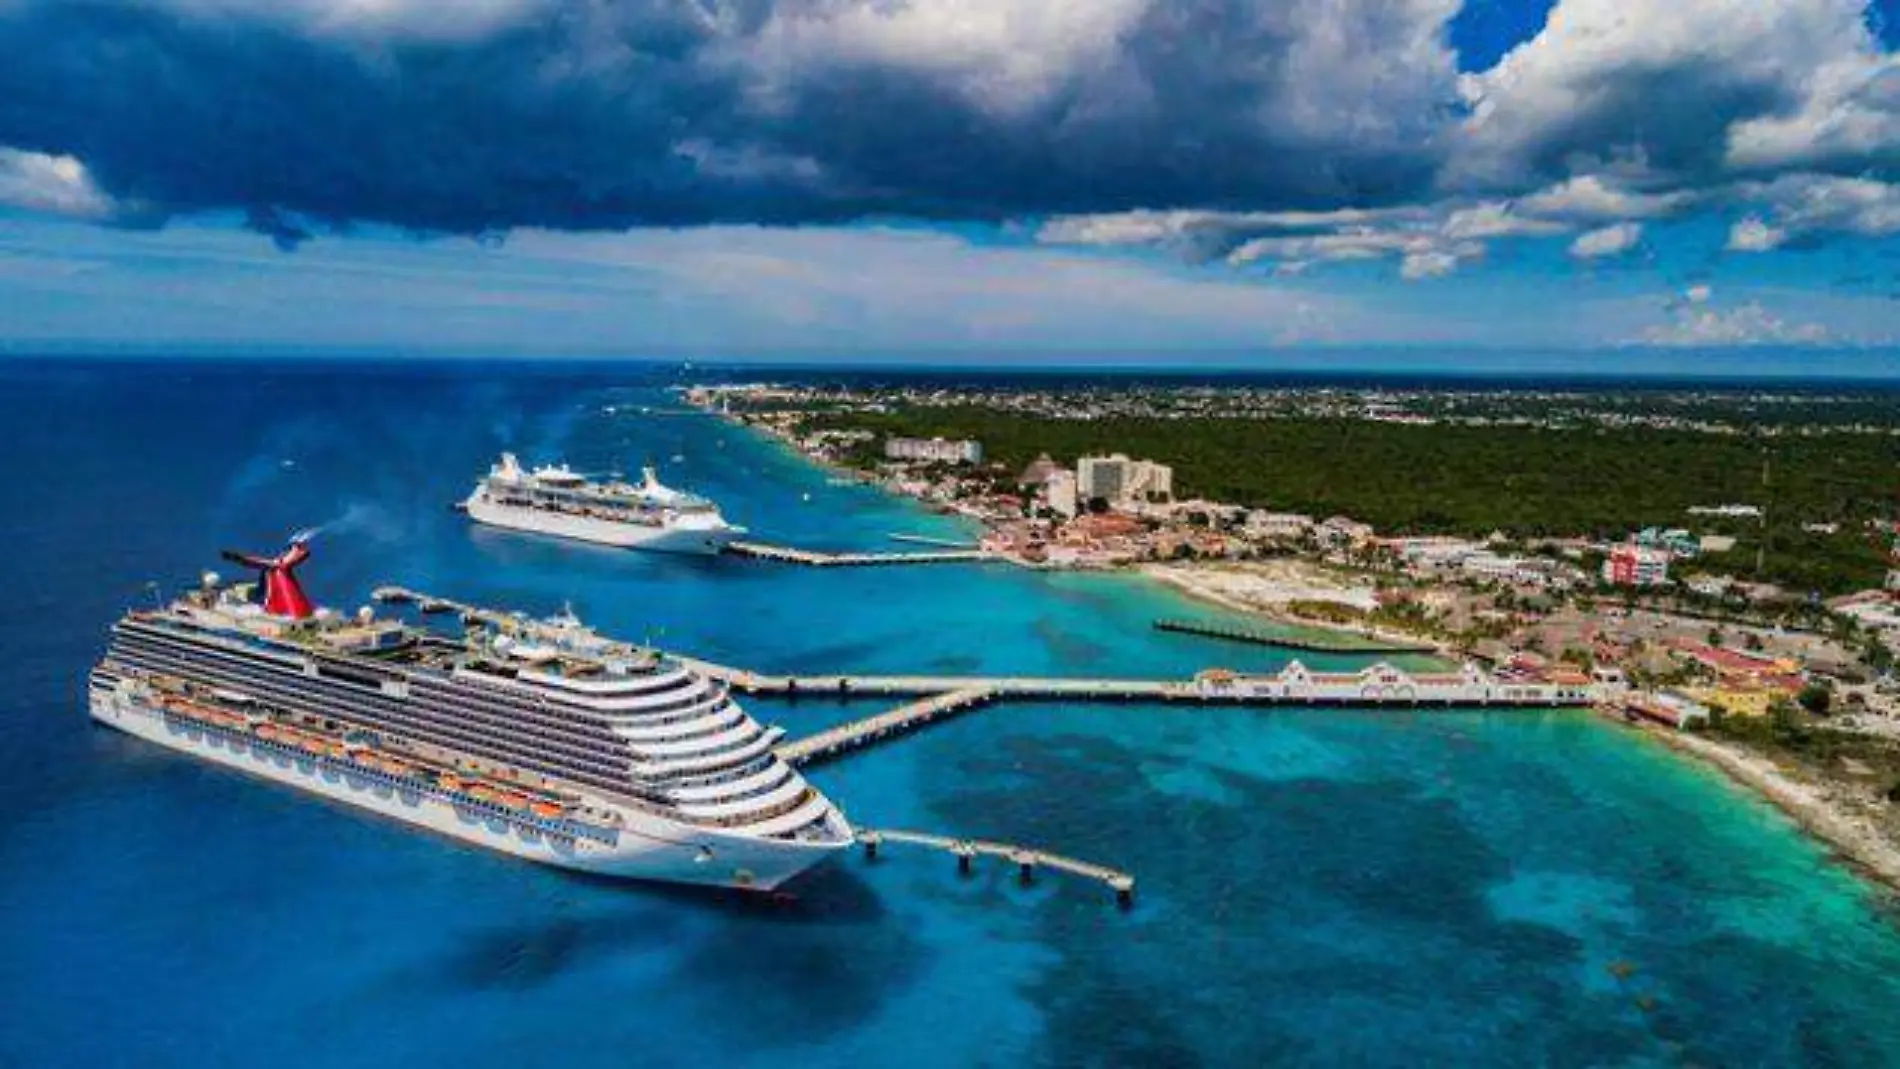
[462, 453, 743, 555]
[88, 537, 852, 891]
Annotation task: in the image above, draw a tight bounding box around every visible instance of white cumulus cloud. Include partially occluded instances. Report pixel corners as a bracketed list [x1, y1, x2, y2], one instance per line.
[1439, 201, 1568, 240]
[1642, 304, 1830, 346]
[0, 147, 112, 218]
[1731, 173, 1900, 247]
[1640, 287, 1831, 346]
[1400, 248, 1465, 279]
[1515, 175, 1699, 222]
[1452, 0, 1875, 191]
[1568, 221, 1642, 259]
[1727, 215, 1786, 251]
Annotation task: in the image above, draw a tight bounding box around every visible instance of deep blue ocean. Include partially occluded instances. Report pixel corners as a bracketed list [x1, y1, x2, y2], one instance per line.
[3, 359, 1899, 1068]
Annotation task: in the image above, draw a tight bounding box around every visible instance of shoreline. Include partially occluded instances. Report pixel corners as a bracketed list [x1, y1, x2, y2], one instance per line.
[1604, 711, 1900, 900]
[709, 406, 988, 546]
[1141, 562, 1453, 659]
[689, 397, 1900, 907]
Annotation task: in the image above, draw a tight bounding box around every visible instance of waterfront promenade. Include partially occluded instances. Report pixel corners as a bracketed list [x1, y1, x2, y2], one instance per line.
[682, 656, 1591, 708]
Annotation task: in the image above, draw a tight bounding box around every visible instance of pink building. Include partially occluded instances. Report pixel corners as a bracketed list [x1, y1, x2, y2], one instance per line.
[1602, 544, 1670, 587]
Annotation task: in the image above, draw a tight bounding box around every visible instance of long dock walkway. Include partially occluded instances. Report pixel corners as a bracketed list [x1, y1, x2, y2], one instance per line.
[857, 827, 1136, 903]
[682, 658, 1193, 701]
[776, 687, 998, 765]
[727, 541, 991, 567]
[686, 657, 1591, 709]
[1154, 617, 1438, 655]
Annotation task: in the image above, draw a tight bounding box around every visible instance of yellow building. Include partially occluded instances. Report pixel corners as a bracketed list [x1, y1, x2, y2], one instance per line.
[1685, 684, 1779, 718]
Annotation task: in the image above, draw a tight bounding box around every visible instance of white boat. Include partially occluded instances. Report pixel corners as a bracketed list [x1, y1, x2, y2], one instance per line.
[88, 540, 851, 891]
[463, 453, 743, 555]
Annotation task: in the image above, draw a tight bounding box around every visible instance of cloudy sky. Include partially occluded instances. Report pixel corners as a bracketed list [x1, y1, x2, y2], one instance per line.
[4, 0, 1900, 371]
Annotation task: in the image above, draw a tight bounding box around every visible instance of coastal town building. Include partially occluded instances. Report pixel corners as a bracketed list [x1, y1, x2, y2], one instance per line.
[1456, 551, 1581, 589]
[1687, 504, 1763, 519]
[1888, 522, 1900, 592]
[885, 436, 983, 465]
[1316, 515, 1376, 549]
[1675, 642, 1806, 711]
[1635, 527, 1701, 558]
[1077, 454, 1173, 505]
[1244, 511, 1315, 541]
[1385, 538, 1583, 588]
[1017, 454, 1080, 519]
[1624, 690, 1713, 730]
[1840, 592, 1900, 649]
[1388, 536, 1483, 567]
[1194, 660, 1592, 706]
[1685, 574, 1733, 598]
[1017, 453, 1061, 487]
[1684, 683, 1781, 718]
[1044, 470, 1079, 519]
[1602, 544, 1671, 587]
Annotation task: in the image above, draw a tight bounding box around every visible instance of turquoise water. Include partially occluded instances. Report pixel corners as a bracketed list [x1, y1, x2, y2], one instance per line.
[2, 360, 1898, 1067]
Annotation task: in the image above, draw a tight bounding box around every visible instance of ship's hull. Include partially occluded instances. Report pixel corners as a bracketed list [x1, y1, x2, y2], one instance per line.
[90, 690, 845, 891]
[465, 495, 741, 555]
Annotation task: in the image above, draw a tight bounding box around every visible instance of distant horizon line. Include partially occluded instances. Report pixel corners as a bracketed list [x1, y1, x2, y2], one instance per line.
[4, 347, 1898, 387]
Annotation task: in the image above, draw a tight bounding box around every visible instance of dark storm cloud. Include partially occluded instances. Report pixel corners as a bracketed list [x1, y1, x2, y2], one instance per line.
[0, 0, 1464, 238]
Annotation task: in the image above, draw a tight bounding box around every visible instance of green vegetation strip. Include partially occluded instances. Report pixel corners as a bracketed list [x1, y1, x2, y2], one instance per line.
[806, 407, 1899, 595]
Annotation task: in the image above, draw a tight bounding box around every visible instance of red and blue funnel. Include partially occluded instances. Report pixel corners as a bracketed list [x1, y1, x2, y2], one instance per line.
[221, 530, 317, 619]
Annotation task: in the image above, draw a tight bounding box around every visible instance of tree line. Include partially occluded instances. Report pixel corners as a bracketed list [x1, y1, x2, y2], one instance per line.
[807, 406, 1899, 595]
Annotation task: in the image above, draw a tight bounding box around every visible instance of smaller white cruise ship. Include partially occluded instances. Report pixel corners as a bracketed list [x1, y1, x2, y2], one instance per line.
[464, 453, 743, 555]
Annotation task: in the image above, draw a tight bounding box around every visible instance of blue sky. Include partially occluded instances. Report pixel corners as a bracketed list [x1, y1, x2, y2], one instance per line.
[3, 1, 1900, 374]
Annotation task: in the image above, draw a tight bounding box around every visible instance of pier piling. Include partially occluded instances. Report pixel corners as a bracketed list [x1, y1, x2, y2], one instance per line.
[1012, 850, 1037, 886]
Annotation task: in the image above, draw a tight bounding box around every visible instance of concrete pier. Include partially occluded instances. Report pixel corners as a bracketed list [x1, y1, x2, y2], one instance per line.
[776, 687, 998, 766]
[857, 827, 1135, 903]
[727, 541, 991, 567]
